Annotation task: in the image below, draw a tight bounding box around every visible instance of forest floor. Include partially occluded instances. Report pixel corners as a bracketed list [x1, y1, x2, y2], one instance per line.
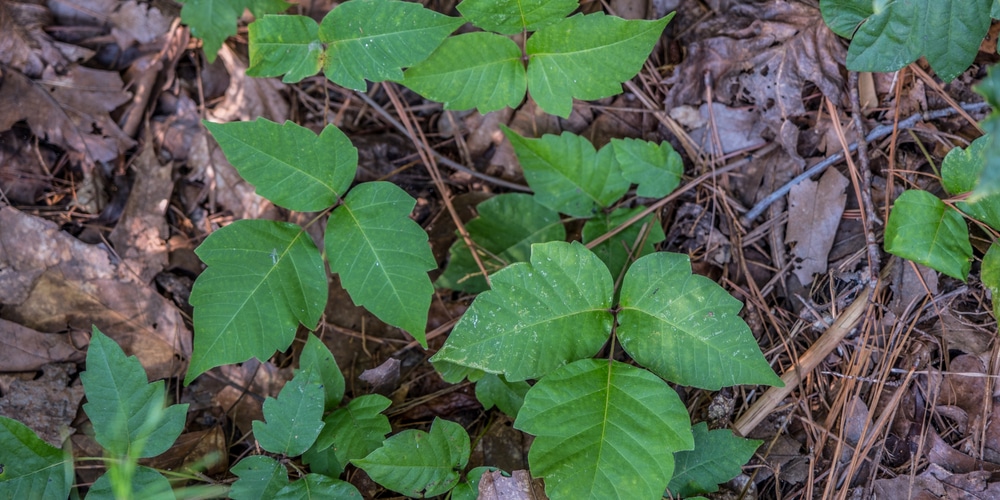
[2, 0, 1000, 498]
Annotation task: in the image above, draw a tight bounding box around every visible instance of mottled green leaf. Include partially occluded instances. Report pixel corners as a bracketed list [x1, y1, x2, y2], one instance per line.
[325, 182, 436, 344]
[431, 241, 614, 382]
[436, 193, 565, 293]
[611, 138, 683, 198]
[618, 253, 783, 389]
[514, 359, 693, 500]
[667, 422, 762, 498]
[941, 134, 1000, 230]
[354, 418, 470, 498]
[884, 190, 972, 281]
[187, 220, 327, 383]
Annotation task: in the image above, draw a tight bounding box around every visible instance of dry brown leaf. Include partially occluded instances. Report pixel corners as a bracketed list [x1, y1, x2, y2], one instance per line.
[665, 1, 844, 161]
[0, 318, 86, 371]
[479, 470, 547, 500]
[141, 427, 229, 477]
[189, 129, 281, 221]
[208, 45, 289, 123]
[787, 166, 848, 285]
[109, 134, 172, 284]
[0, 130, 54, 204]
[360, 358, 401, 395]
[0, 363, 84, 447]
[0, 206, 190, 379]
[0, 1, 93, 77]
[0, 66, 134, 167]
[201, 358, 291, 435]
[109, 1, 171, 47]
[671, 103, 768, 156]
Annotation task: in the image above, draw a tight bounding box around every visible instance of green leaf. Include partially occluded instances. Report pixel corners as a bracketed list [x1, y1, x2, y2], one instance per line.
[983, 242, 1000, 319]
[941, 135, 1000, 230]
[274, 474, 362, 500]
[252, 368, 326, 456]
[994, 0, 1000, 19]
[299, 334, 345, 411]
[0, 416, 72, 500]
[431, 241, 614, 381]
[247, 15, 323, 83]
[618, 253, 783, 389]
[820, 0, 870, 38]
[436, 193, 566, 293]
[457, 0, 577, 34]
[972, 66, 1000, 202]
[402, 32, 527, 114]
[504, 128, 630, 217]
[610, 138, 683, 198]
[884, 190, 972, 281]
[203, 119, 357, 212]
[821, 0, 992, 82]
[451, 466, 498, 500]
[667, 422, 762, 498]
[514, 359, 693, 500]
[432, 360, 485, 384]
[179, 0, 290, 62]
[187, 220, 327, 384]
[319, 0, 463, 91]
[526, 13, 672, 117]
[230, 456, 289, 500]
[475, 373, 530, 418]
[354, 418, 470, 498]
[304, 394, 392, 476]
[325, 182, 436, 344]
[86, 467, 173, 500]
[582, 206, 665, 282]
[82, 328, 188, 458]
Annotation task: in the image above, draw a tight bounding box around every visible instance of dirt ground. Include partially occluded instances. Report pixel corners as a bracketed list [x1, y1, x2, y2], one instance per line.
[2, 0, 1000, 498]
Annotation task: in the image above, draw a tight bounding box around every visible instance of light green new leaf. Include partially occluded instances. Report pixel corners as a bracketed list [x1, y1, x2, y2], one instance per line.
[299, 334, 345, 411]
[304, 394, 392, 476]
[457, 0, 578, 34]
[230, 456, 288, 500]
[983, 243, 1000, 319]
[274, 474, 362, 500]
[450, 466, 498, 500]
[618, 253, 783, 389]
[611, 138, 683, 198]
[884, 190, 972, 281]
[972, 67, 1000, 202]
[319, 0, 463, 90]
[248, 15, 322, 83]
[582, 206, 665, 283]
[82, 328, 189, 458]
[941, 135, 1000, 230]
[0, 416, 72, 500]
[431, 241, 614, 382]
[504, 128, 630, 218]
[179, 0, 289, 62]
[402, 32, 527, 114]
[436, 193, 565, 293]
[326, 182, 436, 344]
[187, 220, 327, 384]
[204, 119, 356, 212]
[514, 359, 693, 500]
[821, 0, 992, 82]
[252, 368, 325, 456]
[667, 422, 762, 498]
[526, 13, 672, 117]
[475, 373, 530, 418]
[354, 418, 470, 498]
[86, 467, 173, 500]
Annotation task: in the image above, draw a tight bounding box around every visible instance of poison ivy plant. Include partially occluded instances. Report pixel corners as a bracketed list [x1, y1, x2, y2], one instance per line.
[178, 0, 290, 62]
[884, 189, 972, 280]
[303, 394, 392, 477]
[187, 118, 435, 382]
[820, 0, 992, 82]
[0, 416, 73, 499]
